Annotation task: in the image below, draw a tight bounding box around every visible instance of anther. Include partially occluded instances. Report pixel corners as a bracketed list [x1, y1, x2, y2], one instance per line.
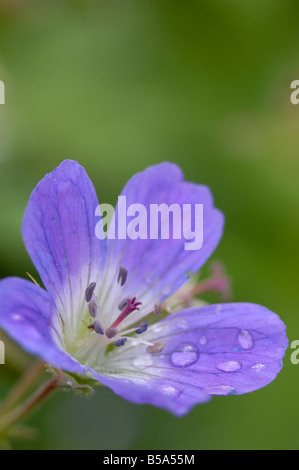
[88, 297, 98, 318]
[118, 299, 129, 311]
[85, 282, 96, 302]
[135, 321, 148, 334]
[113, 338, 127, 347]
[146, 341, 165, 354]
[117, 266, 128, 286]
[105, 327, 118, 339]
[93, 320, 104, 335]
[154, 302, 162, 316]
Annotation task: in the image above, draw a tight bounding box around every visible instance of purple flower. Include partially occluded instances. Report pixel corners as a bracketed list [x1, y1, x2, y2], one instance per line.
[0, 160, 288, 416]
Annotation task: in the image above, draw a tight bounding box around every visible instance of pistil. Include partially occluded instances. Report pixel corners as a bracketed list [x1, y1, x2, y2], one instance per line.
[106, 297, 142, 331]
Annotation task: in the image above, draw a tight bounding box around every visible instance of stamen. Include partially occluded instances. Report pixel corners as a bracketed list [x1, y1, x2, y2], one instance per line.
[135, 321, 148, 334]
[105, 327, 118, 339]
[113, 338, 127, 347]
[125, 337, 155, 347]
[191, 261, 231, 301]
[108, 297, 142, 330]
[26, 272, 40, 287]
[146, 342, 165, 354]
[118, 299, 129, 311]
[154, 302, 162, 316]
[124, 337, 166, 353]
[117, 266, 128, 286]
[93, 320, 104, 335]
[85, 282, 96, 302]
[88, 297, 98, 318]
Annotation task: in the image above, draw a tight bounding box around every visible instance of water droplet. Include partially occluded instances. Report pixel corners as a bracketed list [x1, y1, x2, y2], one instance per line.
[12, 314, 22, 321]
[216, 361, 241, 372]
[237, 329, 254, 350]
[133, 354, 155, 370]
[199, 335, 208, 345]
[161, 385, 181, 397]
[170, 343, 199, 368]
[177, 320, 188, 330]
[152, 324, 164, 334]
[252, 363, 266, 371]
[204, 385, 236, 395]
[51, 216, 56, 223]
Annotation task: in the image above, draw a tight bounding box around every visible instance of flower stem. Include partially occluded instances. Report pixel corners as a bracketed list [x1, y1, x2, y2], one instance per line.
[0, 376, 58, 437]
[0, 360, 45, 415]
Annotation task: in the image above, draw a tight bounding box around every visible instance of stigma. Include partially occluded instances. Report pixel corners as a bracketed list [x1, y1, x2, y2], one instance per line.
[106, 297, 142, 331]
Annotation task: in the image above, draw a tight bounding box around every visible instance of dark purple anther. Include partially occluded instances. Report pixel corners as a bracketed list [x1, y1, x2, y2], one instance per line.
[113, 338, 127, 347]
[88, 297, 98, 318]
[105, 327, 118, 339]
[135, 321, 148, 334]
[93, 320, 104, 335]
[117, 266, 128, 286]
[85, 282, 96, 302]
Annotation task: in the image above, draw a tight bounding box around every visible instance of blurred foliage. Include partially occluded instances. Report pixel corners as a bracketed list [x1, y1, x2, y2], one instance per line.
[0, 0, 298, 449]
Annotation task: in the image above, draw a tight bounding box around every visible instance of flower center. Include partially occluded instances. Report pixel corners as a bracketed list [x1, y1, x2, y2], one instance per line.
[83, 266, 165, 356]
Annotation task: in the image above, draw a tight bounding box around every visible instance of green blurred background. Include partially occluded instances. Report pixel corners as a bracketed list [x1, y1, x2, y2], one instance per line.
[0, 0, 298, 450]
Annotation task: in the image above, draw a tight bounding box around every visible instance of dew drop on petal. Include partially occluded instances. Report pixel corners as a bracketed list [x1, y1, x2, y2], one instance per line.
[199, 335, 208, 345]
[161, 385, 181, 397]
[170, 343, 199, 368]
[133, 354, 155, 370]
[204, 385, 236, 395]
[216, 361, 241, 372]
[252, 363, 266, 371]
[12, 314, 22, 321]
[177, 320, 188, 330]
[237, 329, 254, 350]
